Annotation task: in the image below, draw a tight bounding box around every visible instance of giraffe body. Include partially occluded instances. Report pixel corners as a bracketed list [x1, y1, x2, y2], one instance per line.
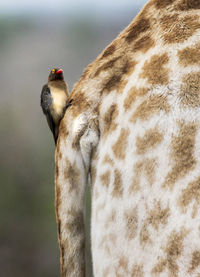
[55, 1, 200, 276]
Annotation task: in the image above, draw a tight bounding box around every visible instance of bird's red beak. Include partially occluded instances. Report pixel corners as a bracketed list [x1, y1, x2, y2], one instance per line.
[56, 69, 63, 74]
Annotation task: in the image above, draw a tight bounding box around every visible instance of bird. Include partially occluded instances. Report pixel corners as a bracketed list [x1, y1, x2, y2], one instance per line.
[41, 68, 69, 144]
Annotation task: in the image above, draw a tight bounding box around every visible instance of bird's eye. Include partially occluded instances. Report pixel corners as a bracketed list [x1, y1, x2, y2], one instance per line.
[52, 69, 55, 74]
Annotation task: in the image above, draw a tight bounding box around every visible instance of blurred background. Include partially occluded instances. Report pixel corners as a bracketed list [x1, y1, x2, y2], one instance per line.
[0, 0, 148, 276]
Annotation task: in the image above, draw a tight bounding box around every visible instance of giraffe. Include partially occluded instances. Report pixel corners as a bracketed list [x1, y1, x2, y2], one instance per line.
[55, 0, 200, 276]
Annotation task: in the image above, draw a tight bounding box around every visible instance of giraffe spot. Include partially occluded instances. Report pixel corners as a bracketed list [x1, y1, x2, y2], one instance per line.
[124, 207, 138, 240]
[123, 86, 149, 111]
[112, 169, 123, 197]
[131, 264, 144, 277]
[116, 256, 129, 276]
[140, 53, 169, 86]
[71, 90, 90, 118]
[147, 201, 170, 231]
[129, 158, 157, 193]
[140, 201, 170, 246]
[103, 74, 122, 92]
[105, 210, 116, 228]
[178, 46, 200, 67]
[64, 159, 81, 193]
[102, 60, 136, 94]
[102, 44, 116, 58]
[94, 56, 121, 77]
[163, 122, 197, 190]
[153, 0, 174, 9]
[152, 229, 188, 276]
[59, 119, 69, 139]
[125, 17, 150, 43]
[140, 222, 151, 246]
[65, 208, 84, 236]
[130, 94, 170, 123]
[164, 229, 188, 276]
[136, 127, 163, 155]
[178, 177, 200, 213]
[103, 103, 118, 138]
[100, 170, 111, 188]
[179, 72, 200, 108]
[102, 60, 136, 93]
[91, 145, 98, 161]
[58, 151, 62, 160]
[133, 35, 155, 53]
[62, 239, 85, 277]
[161, 14, 200, 44]
[151, 258, 167, 275]
[176, 0, 200, 10]
[102, 154, 114, 166]
[112, 128, 130, 160]
[188, 251, 200, 273]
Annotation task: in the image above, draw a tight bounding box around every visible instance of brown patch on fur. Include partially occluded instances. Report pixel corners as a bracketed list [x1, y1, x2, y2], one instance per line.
[152, 229, 188, 276]
[161, 14, 200, 44]
[140, 53, 169, 85]
[59, 119, 69, 139]
[102, 44, 116, 58]
[70, 90, 90, 118]
[94, 57, 120, 77]
[148, 201, 170, 231]
[163, 122, 197, 190]
[136, 127, 163, 155]
[129, 158, 157, 193]
[180, 72, 200, 108]
[125, 207, 138, 240]
[178, 46, 200, 67]
[112, 128, 130, 160]
[164, 229, 188, 276]
[103, 154, 114, 166]
[133, 35, 155, 53]
[131, 264, 144, 277]
[140, 222, 151, 246]
[117, 256, 129, 274]
[112, 169, 123, 197]
[103, 74, 122, 92]
[125, 17, 150, 43]
[152, 258, 167, 275]
[140, 202, 170, 246]
[188, 251, 200, 273]
[103, 104, 118, 138]
[153, 0, 174, 9]
[178, 177, 200, 213]
[131, 94, 170, 123]
[100, 170, 111, 188]
[176, 0, 200, 10]
[64, 159, 81, 193]
[66, 208, 84, 235]
[105, 210, 116, 228]
[124, 87, 149, 111]
[102, 60, 136, 94]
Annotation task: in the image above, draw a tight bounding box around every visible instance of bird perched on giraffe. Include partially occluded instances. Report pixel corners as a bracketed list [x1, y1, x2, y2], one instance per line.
[41, 68, 69, 144]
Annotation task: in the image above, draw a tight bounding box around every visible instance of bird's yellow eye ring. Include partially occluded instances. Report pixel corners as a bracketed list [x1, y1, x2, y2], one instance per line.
[52, 69, 55, 74]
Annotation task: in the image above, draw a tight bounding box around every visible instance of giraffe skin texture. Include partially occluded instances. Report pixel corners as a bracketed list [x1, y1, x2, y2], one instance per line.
[55, 0, 200, 276]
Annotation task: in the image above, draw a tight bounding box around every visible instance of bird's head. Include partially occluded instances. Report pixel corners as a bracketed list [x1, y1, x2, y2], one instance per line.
[48, 68, 64, 81]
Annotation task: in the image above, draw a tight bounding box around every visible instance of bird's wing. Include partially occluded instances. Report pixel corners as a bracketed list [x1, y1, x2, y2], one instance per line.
[40, 84, 52, 114]
[41, 84, 57, 144]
